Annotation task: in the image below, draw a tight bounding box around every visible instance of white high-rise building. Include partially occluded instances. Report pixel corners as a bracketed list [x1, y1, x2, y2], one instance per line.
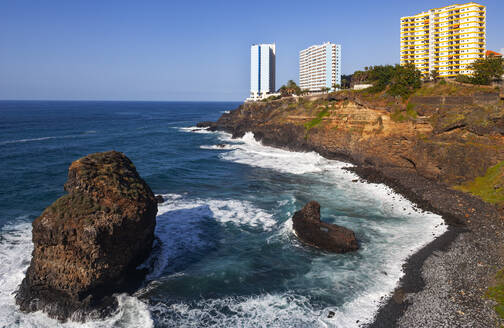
[248, 43, 276, 101]
[299, 42, 341, 92]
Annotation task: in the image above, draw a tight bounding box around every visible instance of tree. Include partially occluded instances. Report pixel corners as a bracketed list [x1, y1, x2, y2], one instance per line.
[430, 69, 439, 82]
[455, 74, 472, 84]
[341, 75, 352, 89]
[332, 83, 341, 91]
[361, 64, 421, 99]
[470, 57, 504, 85]
[352, 70, 371, 85]
[279, 80, 301, 96]
[320, 87, 330, 94]
[388, 64, 422, 99]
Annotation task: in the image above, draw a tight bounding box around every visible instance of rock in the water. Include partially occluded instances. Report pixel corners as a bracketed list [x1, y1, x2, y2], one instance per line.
[16, 151, 157, 321]
[292, 201, 358, 253]
[155, 194, 165, 203]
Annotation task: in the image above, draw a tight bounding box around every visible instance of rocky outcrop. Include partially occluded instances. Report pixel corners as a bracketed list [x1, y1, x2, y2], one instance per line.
[292, 201, 358, 253]
[16, 151, 157, 321]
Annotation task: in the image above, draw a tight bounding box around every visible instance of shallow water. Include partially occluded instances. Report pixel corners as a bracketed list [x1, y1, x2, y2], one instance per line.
[0, 101, 447, 327]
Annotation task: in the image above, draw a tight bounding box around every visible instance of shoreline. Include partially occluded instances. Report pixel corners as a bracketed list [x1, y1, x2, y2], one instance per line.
[201, 118, 504, 326]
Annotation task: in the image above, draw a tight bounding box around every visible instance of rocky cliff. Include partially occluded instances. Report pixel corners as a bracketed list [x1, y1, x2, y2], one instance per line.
[16, 151, 157, 321]
[201, 82, 504, 326]
[203, 83, 504, 219]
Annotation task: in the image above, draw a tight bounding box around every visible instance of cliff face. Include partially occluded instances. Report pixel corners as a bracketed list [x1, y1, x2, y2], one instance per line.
[16, 151, 157, 321]
[207, 84, 504, 213]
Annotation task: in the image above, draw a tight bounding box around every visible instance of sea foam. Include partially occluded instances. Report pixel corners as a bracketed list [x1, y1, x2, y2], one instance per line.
[200, 130, 447, 327]
[0, 221, 154, 328]
[0, 128, 447, 328]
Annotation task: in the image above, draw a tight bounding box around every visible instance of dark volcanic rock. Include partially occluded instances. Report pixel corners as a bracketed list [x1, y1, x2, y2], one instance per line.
[196, 121, 218, 131]
[292, 201, 358, 253]
[16, 151, 157, 321]
[155, 194, 165, 203]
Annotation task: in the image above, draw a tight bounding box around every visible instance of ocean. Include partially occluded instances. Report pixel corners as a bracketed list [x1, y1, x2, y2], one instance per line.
[0, 101, 446, 328]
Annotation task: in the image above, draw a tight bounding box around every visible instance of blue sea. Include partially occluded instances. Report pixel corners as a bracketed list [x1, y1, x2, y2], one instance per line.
[0, 101, 446, 328]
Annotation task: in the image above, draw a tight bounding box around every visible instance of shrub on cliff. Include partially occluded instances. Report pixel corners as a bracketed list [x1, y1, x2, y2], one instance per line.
[279, 80, 301, 96]
[366, 64, 422, 99]
[470, 57, 504, 85]
[455, 58, 504, 85]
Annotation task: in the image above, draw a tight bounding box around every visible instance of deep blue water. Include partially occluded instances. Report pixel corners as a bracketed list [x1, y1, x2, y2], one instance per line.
[0, 101, 446, 328]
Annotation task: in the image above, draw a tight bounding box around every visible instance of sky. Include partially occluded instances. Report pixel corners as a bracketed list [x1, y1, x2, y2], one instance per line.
[0, 0, 503, 101]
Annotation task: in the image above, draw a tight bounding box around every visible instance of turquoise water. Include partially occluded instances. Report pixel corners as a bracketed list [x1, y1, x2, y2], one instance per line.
[0, 101, 446, 327]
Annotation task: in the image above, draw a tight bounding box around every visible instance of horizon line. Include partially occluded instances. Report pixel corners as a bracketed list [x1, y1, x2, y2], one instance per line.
[0, 99, 244, 103]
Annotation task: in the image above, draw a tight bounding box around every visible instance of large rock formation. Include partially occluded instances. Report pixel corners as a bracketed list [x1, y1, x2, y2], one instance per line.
[292, 201, 358, 253]
[16, 151, 157, 321]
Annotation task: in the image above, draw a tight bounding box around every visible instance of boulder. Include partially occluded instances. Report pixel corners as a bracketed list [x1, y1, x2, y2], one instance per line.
[292, 201, 358, 253]
[16, 151, 157, 321]
[155, 194, 165, 203]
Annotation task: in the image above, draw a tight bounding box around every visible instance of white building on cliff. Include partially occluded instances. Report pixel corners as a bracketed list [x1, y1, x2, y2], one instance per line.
[247, 43, 278, 101]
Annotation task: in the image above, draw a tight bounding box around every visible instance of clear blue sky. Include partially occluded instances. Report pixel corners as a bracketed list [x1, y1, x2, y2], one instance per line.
[1, 0, 502, 101]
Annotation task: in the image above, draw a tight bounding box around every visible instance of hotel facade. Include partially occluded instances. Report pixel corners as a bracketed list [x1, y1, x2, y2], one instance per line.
[248, 43, 276, 101]
[299, 42, 341, 92]
[400, 2, 486, 78]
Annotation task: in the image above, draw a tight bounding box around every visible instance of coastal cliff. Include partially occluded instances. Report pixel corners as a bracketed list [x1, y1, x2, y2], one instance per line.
[201, 82, 504, 327]
[16, 151, 157, 321]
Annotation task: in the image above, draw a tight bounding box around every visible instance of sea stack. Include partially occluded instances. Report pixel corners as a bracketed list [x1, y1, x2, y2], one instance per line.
[292, 201, 358, 253]
[16, 151, 157, 321]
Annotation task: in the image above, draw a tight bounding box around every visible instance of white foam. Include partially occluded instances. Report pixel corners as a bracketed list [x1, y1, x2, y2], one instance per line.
[1, 129, 448, 327]
[219, 132, 342, 175]
[0, 136, 57, 145]
[143, 194, 277, 280]
[157, 194, 276, 230]
[0, 131, 98, 146]
[0, 220, 154, 328]
[177, 126, 213, 134]
[150, 293, 325, 328]
[200, 144, 238, 150]
[211, 131, 447, 327]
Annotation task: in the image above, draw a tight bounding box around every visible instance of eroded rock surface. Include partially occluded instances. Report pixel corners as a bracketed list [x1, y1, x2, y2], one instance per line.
[292, 201, 358, 253]
[16, 151, 157, 321]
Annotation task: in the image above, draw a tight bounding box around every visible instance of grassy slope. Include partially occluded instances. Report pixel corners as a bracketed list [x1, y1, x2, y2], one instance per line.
[454, 161, 504, 206]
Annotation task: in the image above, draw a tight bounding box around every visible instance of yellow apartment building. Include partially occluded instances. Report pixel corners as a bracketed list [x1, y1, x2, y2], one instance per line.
[400, 2, 486, 78]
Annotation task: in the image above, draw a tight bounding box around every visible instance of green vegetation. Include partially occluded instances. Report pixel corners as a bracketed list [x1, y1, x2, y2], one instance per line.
[413, 80, 491, 96]
[430, 69, 440, 82]
[287, 102, 297, 109]
[340, 74, 352, 89]
[486, 269, 504, 319]
[46, 193, 104, 222]
[471, 57, 504, 85]
[302, 100, 314, 109]
[455, 57, 504, 85]
[304, 106, 330, 132]
[390, 109, 406, 122]
[279, 80, 301, 96]
[405, 102, 418, 119]
[454, 160, 504, 205]
[260, 95, 281, 102]
[390, 102, 418, 122]
[364, 64, 421, 99]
